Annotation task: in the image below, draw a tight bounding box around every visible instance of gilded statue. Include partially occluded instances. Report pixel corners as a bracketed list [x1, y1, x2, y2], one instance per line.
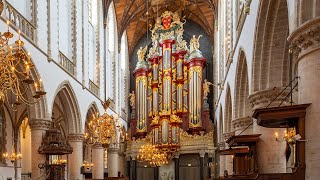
[137, 46, 148, 62]
[128, 91, 135, 108]
[203, 79, 212, 99]
[190, 35, 202, 52]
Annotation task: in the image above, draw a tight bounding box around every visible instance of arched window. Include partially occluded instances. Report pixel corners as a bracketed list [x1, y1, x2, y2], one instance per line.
[88, 0, 101, 86]
[106, 3, 117, 101]
[120, 31, 129, 113]
[58, 0, 72, 59]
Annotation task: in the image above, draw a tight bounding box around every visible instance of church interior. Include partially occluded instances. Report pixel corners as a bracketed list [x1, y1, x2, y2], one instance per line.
[0, 0, 319, 180]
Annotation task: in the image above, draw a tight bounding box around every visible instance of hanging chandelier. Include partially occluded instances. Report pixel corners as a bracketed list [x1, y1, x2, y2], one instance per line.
[137, 144, 169, 167]
[0, 20, 46, 108]
[85, 100, 118, 147]
[2, 146, 22, 163]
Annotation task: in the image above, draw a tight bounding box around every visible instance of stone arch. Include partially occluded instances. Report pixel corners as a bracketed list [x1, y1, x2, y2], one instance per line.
[252, 0, 289, 92]
[51, 81, 82, 134]
[224, 84, 232, 133]
[234, 50, 251, 119]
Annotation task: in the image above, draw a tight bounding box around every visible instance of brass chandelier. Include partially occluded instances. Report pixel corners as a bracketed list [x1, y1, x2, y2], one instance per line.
[137, 144, 169, 167]
[85, 100, 118, 147]
[0, 21, 45, 108]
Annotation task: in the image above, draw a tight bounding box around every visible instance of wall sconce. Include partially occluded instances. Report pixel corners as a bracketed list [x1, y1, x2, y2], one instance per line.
[274, 129, 302, 144]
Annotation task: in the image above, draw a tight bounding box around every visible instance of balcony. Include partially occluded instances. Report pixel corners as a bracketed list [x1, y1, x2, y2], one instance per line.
[59, 51, 76, 76]
[89, 79, 100, 97]
[3, 1, 36, 42]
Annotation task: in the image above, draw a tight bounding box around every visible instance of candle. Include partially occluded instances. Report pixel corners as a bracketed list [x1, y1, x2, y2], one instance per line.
[6, 20, 9, 32]
[18, 30, 21, 40]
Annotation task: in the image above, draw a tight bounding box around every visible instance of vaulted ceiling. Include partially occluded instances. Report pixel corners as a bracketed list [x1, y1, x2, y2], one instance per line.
[105, 0, 217, 55]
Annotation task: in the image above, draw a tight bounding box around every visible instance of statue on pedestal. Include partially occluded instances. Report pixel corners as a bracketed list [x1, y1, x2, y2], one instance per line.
[190, 35, 202, 52]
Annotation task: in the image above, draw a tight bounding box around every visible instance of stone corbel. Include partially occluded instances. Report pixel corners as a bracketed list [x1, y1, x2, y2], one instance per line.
[232, 116, 252, 131]
[288, 18, 320, 62]
[29, 119, 51, 130]
[67, 133, 84, 142]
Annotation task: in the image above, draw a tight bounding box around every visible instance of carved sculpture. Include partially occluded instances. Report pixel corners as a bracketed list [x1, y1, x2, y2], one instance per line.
[190, 35, 202, 52]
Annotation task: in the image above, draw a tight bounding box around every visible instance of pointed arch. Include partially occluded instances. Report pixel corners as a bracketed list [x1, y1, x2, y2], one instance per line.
[234, 50, 251, 119]
[52, 81, 82, 134]
[224, 84, 232, 133]
[252, 0, 289, 92]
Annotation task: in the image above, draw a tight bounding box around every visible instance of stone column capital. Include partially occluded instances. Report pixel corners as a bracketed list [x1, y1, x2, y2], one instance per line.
[92, 143, 104, 149]
[67, 133, 84, 142]
[108, 147, 120, 154]
[248, 87, 290, 110]
[217, 142, 225, 150]
[29, 119, 51, 130]
[223, 131, 234, 142]
[199, 151, 206, 158]
[288, 18, 320, 60]
[232, 116, 252, 131]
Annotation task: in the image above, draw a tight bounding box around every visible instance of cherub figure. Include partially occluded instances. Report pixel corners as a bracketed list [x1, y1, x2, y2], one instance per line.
[128, 91, 135, 108]
[203, 79, 212, 99]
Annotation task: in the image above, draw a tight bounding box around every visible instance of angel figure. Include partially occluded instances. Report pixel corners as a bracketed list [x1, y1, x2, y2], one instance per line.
[128, 91, 135, 108]
[137, 46, 148, 62]
[190, 35, 202, 52]
[203, 79, 212, 99]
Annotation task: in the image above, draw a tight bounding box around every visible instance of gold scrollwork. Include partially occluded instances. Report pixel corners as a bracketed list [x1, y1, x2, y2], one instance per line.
[136, 76, 147, 87]
[189, 66, 202, 80]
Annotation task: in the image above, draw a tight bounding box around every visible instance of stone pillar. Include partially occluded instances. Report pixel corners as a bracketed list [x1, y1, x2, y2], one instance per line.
[92, 144, 104, 180]
[288, 18, 320, 179]
[248, 88, 289, 173]
[107, 146, 120, 177]
[217, 142, 225, 177]
[130, 157, 137, 180]
[232, 116, 253, 135]
[223, 132, 234, 176]
[68, 133, 84, 180]
[29, 119, 51, 180]
[199, 152, 205, 180]
[174, 154, 179, 180]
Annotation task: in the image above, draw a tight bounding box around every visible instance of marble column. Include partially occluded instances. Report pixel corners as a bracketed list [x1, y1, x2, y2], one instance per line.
[107, 146, 120, 177]
[29, 119, 51, 180]
[248, 87, 289, 173]
[68, 133, 84, 180]
[92, 143, 104, 180]
[288, 18, 320, 179]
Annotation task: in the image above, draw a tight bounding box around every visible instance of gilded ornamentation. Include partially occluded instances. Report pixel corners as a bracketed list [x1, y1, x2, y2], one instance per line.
[189, 66, 202, 79]
[128, 91, 135, 108]
[137, 46, 148, 62]
[203, 79, 212, 99]
[190, 35, 202, 52]
[136, 76, 147, 87]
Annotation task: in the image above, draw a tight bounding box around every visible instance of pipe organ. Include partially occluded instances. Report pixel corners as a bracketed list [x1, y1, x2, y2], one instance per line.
[131, 11, 211, 144]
